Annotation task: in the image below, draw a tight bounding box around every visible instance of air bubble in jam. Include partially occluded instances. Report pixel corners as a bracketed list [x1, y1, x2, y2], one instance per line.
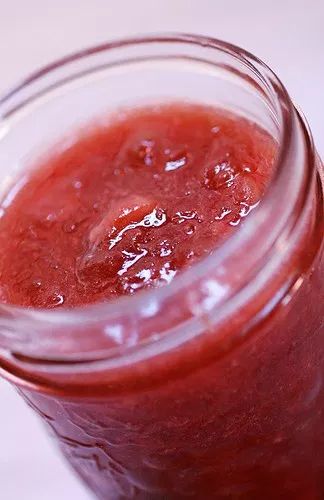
[32, 279, 42, 289]
[129, 140, 155, 167]
[63, 222, 77, 234]
[160, 241, 173, 257]
[49, 292, 65, 307]
[204, 162, 238, 190]
[242, 164, 257, 174]
[185, 224, 196, 235]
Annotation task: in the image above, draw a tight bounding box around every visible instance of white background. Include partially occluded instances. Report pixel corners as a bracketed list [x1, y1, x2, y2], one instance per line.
[0, 1, 323, 499]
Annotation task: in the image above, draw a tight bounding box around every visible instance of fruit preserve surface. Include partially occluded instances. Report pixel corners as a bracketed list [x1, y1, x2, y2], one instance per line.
[0, 104, 275, 307]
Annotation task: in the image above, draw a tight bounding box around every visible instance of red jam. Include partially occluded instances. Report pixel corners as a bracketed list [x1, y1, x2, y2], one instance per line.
[1, 103, 324, 500]
[0, 104, 275, 307]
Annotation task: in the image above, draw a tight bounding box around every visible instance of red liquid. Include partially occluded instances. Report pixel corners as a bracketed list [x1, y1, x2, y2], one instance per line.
[1, 104, 324, 499]
[0, 104, 274, 307]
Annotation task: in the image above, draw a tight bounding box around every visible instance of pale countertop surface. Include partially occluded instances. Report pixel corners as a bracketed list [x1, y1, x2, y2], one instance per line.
[0, 1, 323, 499]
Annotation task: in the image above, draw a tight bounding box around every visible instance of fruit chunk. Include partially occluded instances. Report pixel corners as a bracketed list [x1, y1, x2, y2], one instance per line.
[89, 196, 157, 248]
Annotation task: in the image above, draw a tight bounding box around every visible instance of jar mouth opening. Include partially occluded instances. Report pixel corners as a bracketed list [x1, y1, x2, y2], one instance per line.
[0, 33, 313, 371]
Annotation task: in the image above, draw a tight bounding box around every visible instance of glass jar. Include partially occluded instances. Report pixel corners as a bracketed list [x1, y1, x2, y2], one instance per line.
[0, 35, 323, 500]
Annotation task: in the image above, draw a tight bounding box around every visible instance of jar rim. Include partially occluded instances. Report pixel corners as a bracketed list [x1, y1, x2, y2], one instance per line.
[0, 33, 316, 372]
